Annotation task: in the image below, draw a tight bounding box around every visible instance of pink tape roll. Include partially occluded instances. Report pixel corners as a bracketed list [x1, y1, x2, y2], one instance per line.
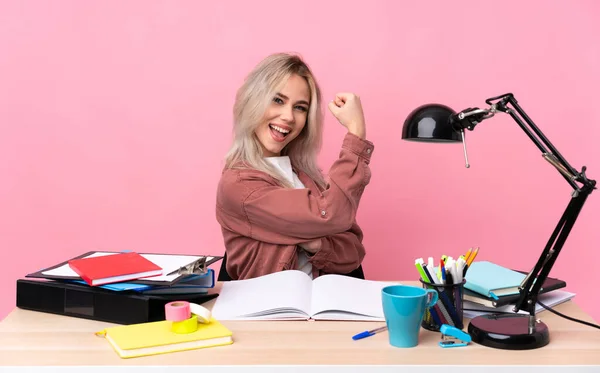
[165, 301, 191, 322]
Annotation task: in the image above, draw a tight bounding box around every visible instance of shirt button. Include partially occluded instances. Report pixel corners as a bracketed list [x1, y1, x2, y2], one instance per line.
[321, 210, 326, 216]
[366, 148, 372, 154]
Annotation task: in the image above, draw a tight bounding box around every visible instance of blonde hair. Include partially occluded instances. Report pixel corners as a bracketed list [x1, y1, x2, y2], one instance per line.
[224, 52, 326, 189]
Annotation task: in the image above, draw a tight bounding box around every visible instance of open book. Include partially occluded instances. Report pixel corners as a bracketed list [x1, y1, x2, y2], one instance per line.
[210, 270, 393, 321]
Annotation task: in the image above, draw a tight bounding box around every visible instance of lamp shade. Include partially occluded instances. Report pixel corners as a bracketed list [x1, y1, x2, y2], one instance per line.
[402, 104, 461, 142]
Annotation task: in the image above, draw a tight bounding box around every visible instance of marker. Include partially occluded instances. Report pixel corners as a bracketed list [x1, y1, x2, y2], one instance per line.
[447, 258, 459, 285]
[456, 257, 466, 283]
[415, 259, 429, 283]
[422, 264, 436, 284]
[425, 264, 442, 286]
[440, 259, 446, 285]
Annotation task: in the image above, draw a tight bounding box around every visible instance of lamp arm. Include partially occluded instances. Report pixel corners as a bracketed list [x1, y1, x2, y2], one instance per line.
[491, 94, 588, 190]
[454, 93, 597, 324]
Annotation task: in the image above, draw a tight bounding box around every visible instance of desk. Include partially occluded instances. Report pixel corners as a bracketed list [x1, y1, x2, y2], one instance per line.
[0, 281, 599, 372]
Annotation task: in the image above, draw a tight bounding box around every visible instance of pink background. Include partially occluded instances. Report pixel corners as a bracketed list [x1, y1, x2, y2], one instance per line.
[1, 1, 599, 322]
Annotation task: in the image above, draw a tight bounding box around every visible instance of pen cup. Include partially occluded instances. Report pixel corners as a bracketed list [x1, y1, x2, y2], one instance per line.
[419, 279, 465, 332]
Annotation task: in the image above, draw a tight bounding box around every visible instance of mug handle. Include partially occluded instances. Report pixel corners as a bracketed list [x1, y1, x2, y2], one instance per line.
[425, 289, 438, 308]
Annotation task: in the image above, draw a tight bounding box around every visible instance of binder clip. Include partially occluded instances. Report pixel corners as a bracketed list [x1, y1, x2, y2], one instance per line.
[439, 324, 471, 348]
[167, 256, 207, 276]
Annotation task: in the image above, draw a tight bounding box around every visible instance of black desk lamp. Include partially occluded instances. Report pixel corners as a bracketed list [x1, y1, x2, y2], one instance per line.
[402, 93, 596, 350]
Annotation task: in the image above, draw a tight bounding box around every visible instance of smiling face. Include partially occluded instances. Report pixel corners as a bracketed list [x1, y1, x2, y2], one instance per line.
[255, 74, 310, 157]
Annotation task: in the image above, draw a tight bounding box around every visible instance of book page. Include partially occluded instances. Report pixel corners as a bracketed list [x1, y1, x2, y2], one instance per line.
[211, 270, 313, 320]
[310, 275, 394, 321]
[41, 252, 214, 283]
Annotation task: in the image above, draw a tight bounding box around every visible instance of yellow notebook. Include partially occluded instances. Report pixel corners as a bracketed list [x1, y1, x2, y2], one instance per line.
[96, 318, 233, 358]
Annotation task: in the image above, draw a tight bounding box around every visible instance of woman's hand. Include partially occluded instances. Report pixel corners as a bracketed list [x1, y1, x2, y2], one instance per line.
[299, 238, 322, 254]
[327, 93, 366, 139]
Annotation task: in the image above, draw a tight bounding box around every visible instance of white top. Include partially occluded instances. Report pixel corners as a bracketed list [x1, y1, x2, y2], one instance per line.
[264, 156, 313, 279]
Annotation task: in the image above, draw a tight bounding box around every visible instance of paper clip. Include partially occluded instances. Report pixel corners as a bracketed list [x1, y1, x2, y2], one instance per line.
[439, 324, 471, 348]
[167, 257, 207, 276]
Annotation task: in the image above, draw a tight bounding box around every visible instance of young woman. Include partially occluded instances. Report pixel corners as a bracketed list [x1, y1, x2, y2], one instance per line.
[215, 52, 375, 280]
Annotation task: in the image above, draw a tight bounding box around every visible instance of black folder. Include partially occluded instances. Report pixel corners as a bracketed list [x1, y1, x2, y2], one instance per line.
[16, 278, 219, 325]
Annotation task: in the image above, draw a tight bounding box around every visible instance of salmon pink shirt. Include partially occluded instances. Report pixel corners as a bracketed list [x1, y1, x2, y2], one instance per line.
[215, 132, 374, 280]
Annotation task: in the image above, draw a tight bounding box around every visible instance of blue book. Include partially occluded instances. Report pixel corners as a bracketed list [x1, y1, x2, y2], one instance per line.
[464, 261, 526, 298]
[71, 280, 152, 292]
[70, 269, 215, 293]
[135, 269, 215, 295]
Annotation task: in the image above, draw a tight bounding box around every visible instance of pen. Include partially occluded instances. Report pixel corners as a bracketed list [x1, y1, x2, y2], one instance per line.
[352, 326, 387, 340]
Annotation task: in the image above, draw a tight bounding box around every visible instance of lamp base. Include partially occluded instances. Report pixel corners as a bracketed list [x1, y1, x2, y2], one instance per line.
[467, 314, 549, 350]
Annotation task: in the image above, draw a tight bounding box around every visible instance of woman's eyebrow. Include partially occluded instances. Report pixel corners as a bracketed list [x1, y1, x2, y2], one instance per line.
[276, 92, 309, 106]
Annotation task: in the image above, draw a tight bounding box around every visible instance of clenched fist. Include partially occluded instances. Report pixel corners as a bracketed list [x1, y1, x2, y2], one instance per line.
[328, 93, 366, 139]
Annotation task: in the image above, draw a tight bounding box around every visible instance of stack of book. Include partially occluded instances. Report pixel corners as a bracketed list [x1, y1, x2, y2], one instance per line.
[462, 261, 576, 318]
[16, 251, 222, 324]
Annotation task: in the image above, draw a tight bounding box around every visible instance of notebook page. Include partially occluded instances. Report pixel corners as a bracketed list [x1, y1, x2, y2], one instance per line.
[310, 275, 394, 321]
[211, 270, 313, 320]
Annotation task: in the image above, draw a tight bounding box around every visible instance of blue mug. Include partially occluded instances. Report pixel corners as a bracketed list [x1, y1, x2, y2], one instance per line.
[381, 285, 438, 348]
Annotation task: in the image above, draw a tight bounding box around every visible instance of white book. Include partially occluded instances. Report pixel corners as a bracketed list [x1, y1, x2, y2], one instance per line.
[211, 270, 394, 321]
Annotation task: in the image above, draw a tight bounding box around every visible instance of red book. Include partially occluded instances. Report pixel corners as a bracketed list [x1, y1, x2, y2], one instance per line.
[68, 252, 162, 286]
